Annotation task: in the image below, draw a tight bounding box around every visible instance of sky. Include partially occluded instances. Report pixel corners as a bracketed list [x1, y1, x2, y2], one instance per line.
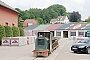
[1, 0, 90, 20]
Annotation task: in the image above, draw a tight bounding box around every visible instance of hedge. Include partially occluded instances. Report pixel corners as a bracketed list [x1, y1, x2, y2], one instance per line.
[0, 25, 25, 45]
[19, 27, 24, 36]
[12, 26, 20, 37]
[4, 26, 13, 37]
[0, 25, 6, 45]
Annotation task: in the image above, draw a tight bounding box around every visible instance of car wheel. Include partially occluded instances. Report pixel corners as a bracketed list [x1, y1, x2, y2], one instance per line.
[74, 51, 77, 53]
[87, 48, 90, 54]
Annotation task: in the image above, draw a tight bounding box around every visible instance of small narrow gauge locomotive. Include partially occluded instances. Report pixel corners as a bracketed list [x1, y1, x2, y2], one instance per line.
[33, 31, 59, 57]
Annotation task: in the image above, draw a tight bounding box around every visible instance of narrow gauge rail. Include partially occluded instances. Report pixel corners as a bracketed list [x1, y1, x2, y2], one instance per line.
[33, 57, 45, 60]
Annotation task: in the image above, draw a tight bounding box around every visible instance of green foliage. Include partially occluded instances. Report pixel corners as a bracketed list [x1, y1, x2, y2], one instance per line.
[36, 17, 44, 24]
[85, 18, 90, 22]
[18, 22, 23, 27]
[4, 26, 13, 37]
[15, 4, 67, 24]
[0, 25, 6, 45]
[19, 27, 24, 36]
[70, 11, 81, 22]
[47, 4, 66, 16]
[12, 26, 20, 37]
[66, 12, 71, 20]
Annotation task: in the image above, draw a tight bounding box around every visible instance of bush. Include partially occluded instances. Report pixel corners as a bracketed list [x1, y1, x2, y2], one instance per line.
[4, 26, 13, 37]
[19, 27, 24, 36]
[12, 26, 20, 37]
[0, 25, 6, 45]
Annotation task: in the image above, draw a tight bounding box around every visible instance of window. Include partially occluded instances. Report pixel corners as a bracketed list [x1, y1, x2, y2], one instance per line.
[78, 32, 84, 37]
[12, 23, 14, 26]
[71, 32, 76, 36]
[56, 32, 61, 36]
[38, 39, 44, 46]
[6, 22, 8, 26]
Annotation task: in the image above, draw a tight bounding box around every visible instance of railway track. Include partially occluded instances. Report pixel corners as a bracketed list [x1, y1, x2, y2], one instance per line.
[33, 57, 46, 60]
[32, 38, 68, 60]
[54, 38, 69, 60]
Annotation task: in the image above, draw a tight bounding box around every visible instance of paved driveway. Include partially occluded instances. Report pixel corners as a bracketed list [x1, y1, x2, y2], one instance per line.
[0, 39, 90, 60]
[0, 44, 35, 60]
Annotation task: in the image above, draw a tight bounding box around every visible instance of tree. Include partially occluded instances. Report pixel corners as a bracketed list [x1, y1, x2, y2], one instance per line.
[4, 26, 13, 37]
[85, 18, 90, 22]
[36, 17, 43, 24]
[47, 4, 66, 16]
[12, 26, 20, 37]
[19, 27, 24, 36]
[41, 9, 50, 23]
[66, 12, 71, 20]
[15, 4, 67, 24]
[48, 9, 58, 19]
[0, 25, 5, 45]
[70, 11, 81, 22]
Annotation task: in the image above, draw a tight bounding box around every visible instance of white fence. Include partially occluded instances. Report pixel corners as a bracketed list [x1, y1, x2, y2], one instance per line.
[10, 37, 27, 46]
[70, 36, 88, 43]
[26, 36, 37, 44]
[2, 36, 37, 46]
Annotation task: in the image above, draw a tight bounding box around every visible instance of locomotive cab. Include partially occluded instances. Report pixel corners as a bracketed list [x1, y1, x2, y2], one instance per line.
[35, 37, 49, 50]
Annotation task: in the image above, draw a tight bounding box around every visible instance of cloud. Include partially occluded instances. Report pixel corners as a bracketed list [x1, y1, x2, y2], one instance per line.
[74, 0, 85, 4]
[2, 0, 55, 9]
[1, 0, 90, 20]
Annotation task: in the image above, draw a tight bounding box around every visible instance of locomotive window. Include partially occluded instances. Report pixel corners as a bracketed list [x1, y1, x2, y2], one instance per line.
[38, 39, 44, 46]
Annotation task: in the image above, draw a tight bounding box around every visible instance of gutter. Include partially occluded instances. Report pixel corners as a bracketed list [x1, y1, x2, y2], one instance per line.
[0, 4, 20, 14]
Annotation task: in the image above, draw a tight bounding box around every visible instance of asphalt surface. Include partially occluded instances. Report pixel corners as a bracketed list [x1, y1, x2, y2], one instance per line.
[0, 38, 90, 60]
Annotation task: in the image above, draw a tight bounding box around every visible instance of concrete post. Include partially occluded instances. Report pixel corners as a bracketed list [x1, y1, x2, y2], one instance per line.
[68, 30, 70, 39]
[76, 30, 78, 37]
[61, 30, 63, 38]
[50, 32, 52, 52]
[54, 31, 56, 37]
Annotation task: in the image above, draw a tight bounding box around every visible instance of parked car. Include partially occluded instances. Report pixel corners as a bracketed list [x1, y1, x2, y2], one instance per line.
[71, 38, 90, 54]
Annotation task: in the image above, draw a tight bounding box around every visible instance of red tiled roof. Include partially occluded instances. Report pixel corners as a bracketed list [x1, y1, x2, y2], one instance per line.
[24, 19, 38, 25]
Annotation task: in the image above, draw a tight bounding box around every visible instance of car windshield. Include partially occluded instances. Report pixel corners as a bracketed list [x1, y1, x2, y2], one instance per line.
[80, 38, 90, 43]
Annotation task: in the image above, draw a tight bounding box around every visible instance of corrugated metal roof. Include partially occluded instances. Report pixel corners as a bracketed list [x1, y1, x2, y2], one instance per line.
[24, 25, 39, 30]
[56, 24, 75, 30]
[24, 23, 90, 31]
[44, 24, 62, 30]
[33, 24, 51, 30]
[70, 23, 85, 30]
[80, 23, 90, 30]
[78, 23, 88, 30]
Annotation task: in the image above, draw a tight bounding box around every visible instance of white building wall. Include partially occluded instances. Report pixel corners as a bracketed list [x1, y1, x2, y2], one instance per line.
[61, 30, 63, 38]
[64, 16, 70, 24]
[58, 30, 86, 39]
